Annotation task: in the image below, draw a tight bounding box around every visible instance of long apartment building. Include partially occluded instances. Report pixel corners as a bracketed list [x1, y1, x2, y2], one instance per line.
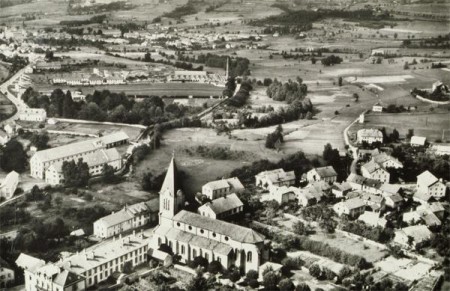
[18, 230, 150, 290]
[30, 131, 129, 181]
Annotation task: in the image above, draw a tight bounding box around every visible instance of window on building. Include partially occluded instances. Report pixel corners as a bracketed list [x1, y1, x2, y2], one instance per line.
[247, 251, 252, 262]
[181, 245, 185, 254]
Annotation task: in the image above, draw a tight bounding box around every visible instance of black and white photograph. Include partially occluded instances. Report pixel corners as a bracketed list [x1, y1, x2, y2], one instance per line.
[0, 0, 449, 290]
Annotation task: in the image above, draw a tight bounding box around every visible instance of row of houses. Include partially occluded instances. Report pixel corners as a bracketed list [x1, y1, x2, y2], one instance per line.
[52, 73, 126, 86]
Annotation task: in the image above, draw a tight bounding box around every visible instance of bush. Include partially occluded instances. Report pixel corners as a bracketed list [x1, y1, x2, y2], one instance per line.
[246, 270, 259, 281]
[281, 257, 303, 270]
[263, 271, 280, 290]
[295, 283, 311, 291]
[248, 279, 259, 288]
[279, 278, 295, 291]
[309, 264, 322, 279]
[228, 269, 241, 282]
[189, 256, 209, 270]
[207, 261, 222, 274]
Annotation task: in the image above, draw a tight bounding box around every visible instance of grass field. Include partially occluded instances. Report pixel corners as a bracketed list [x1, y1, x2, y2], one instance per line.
[45, 121, 143, 140]
[349, 110, 450, 143]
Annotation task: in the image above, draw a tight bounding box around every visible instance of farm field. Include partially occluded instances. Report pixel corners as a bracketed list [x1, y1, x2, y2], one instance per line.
[349, 111, 450, 143]
[34, 82, 224, 97]
[133, 127, 287, 196]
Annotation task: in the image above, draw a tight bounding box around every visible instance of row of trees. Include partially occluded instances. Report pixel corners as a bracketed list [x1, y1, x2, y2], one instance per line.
[178, 53, 251, 77]
[266, 78, 308, 103]
[239, 98, 313, 128]
[22, 88, 197, 126]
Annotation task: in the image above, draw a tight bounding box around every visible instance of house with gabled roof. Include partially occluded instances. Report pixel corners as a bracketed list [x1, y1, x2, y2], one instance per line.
[198, 193, 243, 220]
[0, 171, 19, 200]
[202, 177, 244, 200]
[333, 197, 366, 218]
[417, 171, 446, 199]
[361, 160, 390, 183]
[306, 166, 337, 183]
[394, 225, 432, 248]
[357, 128, 383, 144]
[372, 152, 403, 169]
[358, 211, 387, 228]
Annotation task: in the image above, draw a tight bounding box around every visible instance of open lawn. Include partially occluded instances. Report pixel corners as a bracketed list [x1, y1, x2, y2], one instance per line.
[133, 127, 287, 196]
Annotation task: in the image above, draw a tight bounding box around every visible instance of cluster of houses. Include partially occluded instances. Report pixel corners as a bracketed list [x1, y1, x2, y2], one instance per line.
[167, 70, 226, 86]
[51, 69, 127, 86]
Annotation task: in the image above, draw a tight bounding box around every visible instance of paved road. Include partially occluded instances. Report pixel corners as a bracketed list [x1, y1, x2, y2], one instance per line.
[0, 65, 31, 124]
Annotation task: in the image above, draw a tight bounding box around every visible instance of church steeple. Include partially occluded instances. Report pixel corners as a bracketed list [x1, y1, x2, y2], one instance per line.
[159, 154, 184, 227]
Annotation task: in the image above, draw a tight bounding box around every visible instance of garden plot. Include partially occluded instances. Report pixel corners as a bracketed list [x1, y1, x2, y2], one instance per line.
[346, 75, 415, 84]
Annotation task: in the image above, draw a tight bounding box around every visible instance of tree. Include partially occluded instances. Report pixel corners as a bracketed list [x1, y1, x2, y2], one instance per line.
[265, 124, 284, 149]
[406, 129, 414, 140]
[309, 264, 322, 278]
[1, 139, 27, 172]
[26, 185, 45, 202]
[263, 271, 280, 290]
[338, 76, 343, 86]
[63, 91, 76, 118]
[62, 159, 90, 187]
[293, 221, 308, 235]
[403, 62, 409, 70]
[295, 283, 311, 291]
[186, 271, 214, 291]
[207, 261, 222, 274]
[353, 93, 359, 102]
[102, 164, 116, 184]
[279, 278, 295, 291]
[246, 270, 259, 281]
[30, 131, 49, 150]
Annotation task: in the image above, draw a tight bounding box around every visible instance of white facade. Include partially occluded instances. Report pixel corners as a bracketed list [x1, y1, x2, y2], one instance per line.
[417, 171, 446, 199]
[357, 129, 383, 144]
[255, 169, 295, 190]
[0, 171, 19, 200]
[18, 108, 46, 122]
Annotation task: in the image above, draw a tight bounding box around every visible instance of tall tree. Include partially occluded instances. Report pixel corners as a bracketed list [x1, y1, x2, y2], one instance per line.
[1, 139, 27, 172]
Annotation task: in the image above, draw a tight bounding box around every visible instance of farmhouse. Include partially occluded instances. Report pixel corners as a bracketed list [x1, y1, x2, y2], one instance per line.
[372, 153, 403, 169]
[372, 102, 384, 112]
[255, 168, 295, 189]
[30, 132, 129, 180]
[263, 185, 297, 205]
[429, 144, 450, 156]
[93, 199, 159, 239]
[384, 194, 404, 209]
[417, 171, 446, 199]
[198, 193, 244, 220]
[0, 171, 19, 200]
[306, 166, 337, 183]
[361, 160, 390, 183]
[44, 148, 122, 185]
[333, 198, 366, 218]
[411, 136, 426, 147]
[150, 157, 270, 273]
[331, 182, 352, 198]
[357, 129, 383, 144]
[394, 225, 432, 248]
[358, 211, 387, 228]
[202, 177, 244, 200]
[346, 173, 383, 195]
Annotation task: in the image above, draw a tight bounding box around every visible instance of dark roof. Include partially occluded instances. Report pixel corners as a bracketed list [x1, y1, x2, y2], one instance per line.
[53, 270, 84, 287]
[314, 166, 337, 178]
[201, 193, 243, 215]
[173, 210, 265, 244]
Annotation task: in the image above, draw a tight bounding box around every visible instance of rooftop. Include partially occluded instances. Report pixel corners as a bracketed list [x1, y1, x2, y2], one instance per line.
[173, 210, 265, 244]
[417, 171, 439, 187]
[311, 166, 337, 178]
[200, 193, 243, 215]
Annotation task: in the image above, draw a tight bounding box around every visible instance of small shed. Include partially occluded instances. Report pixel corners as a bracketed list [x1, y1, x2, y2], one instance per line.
[148, 249, 173, 268]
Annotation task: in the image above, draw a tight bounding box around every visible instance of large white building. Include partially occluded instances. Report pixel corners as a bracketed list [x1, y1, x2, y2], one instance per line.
[45, 148, 122, 185]
[30, 132, 129, 180]
[150, 157, 270, 273]
[18, 108, 47, 122]
[17, 230, 150, 290]
[94, 199, 159, 238]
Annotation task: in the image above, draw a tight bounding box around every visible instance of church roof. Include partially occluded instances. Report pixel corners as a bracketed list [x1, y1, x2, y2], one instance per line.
[160, 156, 178, 196]
[158, 227, 233, 256]
[172, 210, 265, 244]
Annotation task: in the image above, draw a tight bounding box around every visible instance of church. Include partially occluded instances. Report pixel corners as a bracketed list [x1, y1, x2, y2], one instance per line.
[149, 156, 270, 273]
